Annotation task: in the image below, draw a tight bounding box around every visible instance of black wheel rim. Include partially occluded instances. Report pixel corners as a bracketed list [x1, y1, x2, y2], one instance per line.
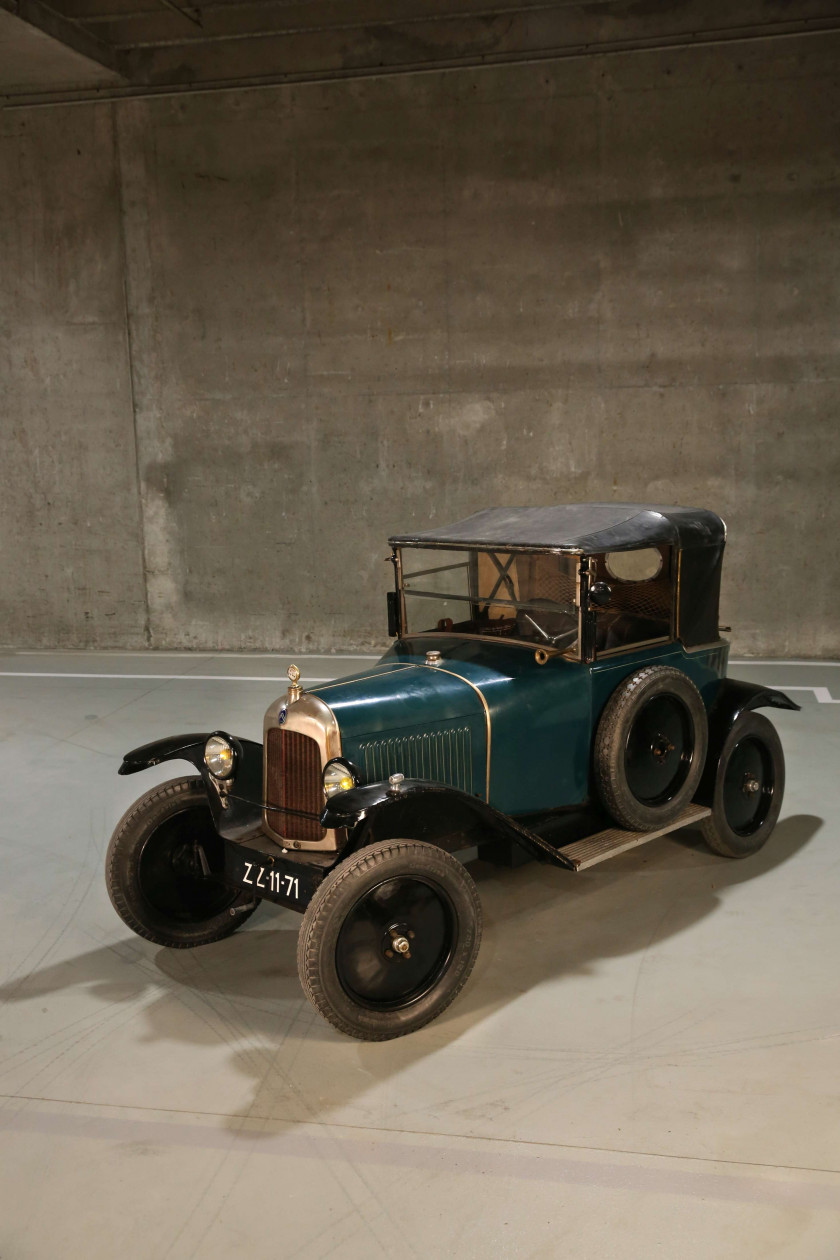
[722, 736, 775, 836]
[336, 876, 457, 1011]
[624, 694, 694, 806]
[139, 806, 238, 923]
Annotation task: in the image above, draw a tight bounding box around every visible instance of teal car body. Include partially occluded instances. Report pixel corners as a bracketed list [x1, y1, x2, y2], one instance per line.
[313, 636, 730, 818]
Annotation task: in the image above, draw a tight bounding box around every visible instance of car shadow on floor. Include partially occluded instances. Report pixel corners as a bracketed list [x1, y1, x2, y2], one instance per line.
[0, 813, 821, 1132]
[454, 811, 821, 1024]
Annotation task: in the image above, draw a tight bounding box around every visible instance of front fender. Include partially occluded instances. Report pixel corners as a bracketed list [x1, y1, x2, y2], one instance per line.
[119, 733, 212, 775]
[322, 779, 576, 869]
[119, 732, 267, 842]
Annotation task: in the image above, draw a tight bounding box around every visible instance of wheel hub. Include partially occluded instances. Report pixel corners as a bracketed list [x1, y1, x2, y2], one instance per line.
[722, 735, 775, 836]
[336, 876, 455, 1010]
[651, 733, 676, 763]
[625, 694, 694, 806]
[169, 843, 199, 875]
[383, 923, 415, 959]
[138, 806, 238, 923]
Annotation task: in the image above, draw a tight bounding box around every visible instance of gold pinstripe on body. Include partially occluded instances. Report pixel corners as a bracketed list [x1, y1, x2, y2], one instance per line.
[411, 662, 492, 799]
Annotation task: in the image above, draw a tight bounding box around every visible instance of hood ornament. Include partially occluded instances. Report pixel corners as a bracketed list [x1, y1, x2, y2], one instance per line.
[287, 663, 303, 703]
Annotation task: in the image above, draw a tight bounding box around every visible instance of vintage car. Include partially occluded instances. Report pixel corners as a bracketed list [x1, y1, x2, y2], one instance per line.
[107, 503, 798, 1040]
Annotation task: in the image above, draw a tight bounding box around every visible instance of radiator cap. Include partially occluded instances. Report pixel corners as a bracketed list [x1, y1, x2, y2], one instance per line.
[287, 663, 303, 702]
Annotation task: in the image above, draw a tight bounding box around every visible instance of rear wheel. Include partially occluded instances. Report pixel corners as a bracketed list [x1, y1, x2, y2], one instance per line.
[106, 777, 259, 947]
[701, 713, 785, 857]
[594, 666, 708, 831]
[298, 839, 482, 1040]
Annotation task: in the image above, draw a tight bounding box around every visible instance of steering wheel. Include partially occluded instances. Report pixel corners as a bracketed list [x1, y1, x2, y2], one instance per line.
[545, 626, 578, 648]
[518, 606, 577, 648]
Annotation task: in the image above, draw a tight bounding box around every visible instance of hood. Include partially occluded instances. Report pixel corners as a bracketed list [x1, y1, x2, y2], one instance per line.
[306, 638, 592, 810]
[308, 658, 490, 797]
[308, 660, 486, 741]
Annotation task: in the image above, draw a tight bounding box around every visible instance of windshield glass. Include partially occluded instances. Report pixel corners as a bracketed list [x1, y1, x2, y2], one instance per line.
[399, 547, 579, 653]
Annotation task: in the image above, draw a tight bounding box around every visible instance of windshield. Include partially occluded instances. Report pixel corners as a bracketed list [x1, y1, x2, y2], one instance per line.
[399, 547, 580, 654]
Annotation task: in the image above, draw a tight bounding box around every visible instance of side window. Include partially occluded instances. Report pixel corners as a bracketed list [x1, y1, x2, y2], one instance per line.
[605, 548, 663, 583]
[594, 547, 673, 653]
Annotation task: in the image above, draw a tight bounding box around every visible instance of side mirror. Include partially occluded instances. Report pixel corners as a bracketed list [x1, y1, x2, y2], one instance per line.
[387, 590, 403, 637]
[589, 581, 612, 608]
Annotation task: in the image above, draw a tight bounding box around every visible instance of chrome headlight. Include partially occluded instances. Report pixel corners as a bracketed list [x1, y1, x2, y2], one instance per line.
[323, 758, 359, 798]
[204, 733, 236, 780]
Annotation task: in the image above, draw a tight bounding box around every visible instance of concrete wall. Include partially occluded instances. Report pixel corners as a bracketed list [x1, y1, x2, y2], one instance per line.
[3, 35, 840, 656]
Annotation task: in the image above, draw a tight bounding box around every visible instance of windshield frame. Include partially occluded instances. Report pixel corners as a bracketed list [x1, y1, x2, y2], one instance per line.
[394, 543, 584, 660]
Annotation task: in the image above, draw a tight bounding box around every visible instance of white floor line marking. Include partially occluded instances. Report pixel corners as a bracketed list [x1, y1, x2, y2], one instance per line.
[0, 672, 334, 682]
[730, 659, 840, 667]
[9, 651, 381, 660]
[770, 685, 840, 704]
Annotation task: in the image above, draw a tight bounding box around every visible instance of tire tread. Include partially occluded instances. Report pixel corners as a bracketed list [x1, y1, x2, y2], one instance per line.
[298, 840, 481, 1041]
[106, 776, 257, 948]
[700, 712, 784, 858]
[593, 665, 708, 830]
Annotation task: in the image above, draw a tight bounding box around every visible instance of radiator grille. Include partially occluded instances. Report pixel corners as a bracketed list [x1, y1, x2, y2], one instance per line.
[265, 727, 325, 843]
[358, 727, 473, 794]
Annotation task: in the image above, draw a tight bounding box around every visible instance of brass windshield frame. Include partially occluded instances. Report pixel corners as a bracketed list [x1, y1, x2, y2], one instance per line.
[395, 544, 584, 662]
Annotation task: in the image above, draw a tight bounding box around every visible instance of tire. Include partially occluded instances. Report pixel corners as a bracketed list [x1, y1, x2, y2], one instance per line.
[298, 839, 482, 1041]
[701, 712, 785, 858]
[106, 776, 259, 948]
[594, 665, 708, 831]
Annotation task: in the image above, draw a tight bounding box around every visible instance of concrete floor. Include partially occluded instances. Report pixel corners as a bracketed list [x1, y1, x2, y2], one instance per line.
[0, 651, 838, 1258]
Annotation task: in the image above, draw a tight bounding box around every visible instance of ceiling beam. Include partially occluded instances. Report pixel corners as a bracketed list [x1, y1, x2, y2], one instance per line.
[0, 0, 126, 75]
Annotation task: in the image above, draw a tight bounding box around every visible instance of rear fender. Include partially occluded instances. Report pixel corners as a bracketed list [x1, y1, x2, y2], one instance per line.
[696, 679, 800, 804]
[322, 780, 576, 869]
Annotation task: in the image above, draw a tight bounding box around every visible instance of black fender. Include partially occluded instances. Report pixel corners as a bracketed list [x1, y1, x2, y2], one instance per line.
[119, 732, 214, 776]
[118, 732, 267, 843]
[696, 678, 799, 804]
[322, 779, 577, 870]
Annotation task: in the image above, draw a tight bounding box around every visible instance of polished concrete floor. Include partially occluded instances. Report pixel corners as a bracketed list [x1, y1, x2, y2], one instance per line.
[0, 651, 838, 1258]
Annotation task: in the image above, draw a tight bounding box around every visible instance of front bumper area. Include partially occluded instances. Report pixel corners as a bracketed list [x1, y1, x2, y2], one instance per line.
[221, 831, 335, 912]
[120, 732, 341, 907]
[119, 732, 328, 847]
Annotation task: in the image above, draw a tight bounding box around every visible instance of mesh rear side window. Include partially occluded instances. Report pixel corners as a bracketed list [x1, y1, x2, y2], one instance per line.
[592, 546, 673, 650]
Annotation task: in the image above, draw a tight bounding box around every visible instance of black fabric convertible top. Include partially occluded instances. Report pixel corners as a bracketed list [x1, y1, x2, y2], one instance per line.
[390, 503, 725, 555]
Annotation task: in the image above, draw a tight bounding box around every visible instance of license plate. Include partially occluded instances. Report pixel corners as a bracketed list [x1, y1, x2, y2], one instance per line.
[224, 840, 321, 909]
[237, 860, 301, 901]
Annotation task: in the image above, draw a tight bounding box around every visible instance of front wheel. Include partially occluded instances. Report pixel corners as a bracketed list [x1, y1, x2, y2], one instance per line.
[298, 839, 482, 1040]
[106, 777, 259, 947]
[701, 712, 785, 858]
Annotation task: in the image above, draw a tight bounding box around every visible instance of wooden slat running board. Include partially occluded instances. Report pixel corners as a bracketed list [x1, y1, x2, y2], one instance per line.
[557, 803, 711, 872]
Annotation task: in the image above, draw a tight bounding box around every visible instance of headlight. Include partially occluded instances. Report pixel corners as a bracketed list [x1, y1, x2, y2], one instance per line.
[204, 734, 236, 780]
[323, 759, 358, 798]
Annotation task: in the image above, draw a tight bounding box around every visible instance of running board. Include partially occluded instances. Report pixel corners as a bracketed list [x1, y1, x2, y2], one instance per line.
[557, 803, 711, 872]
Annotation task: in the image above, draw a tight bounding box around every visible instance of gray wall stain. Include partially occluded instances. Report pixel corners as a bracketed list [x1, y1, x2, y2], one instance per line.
[2, 41, 840, 655]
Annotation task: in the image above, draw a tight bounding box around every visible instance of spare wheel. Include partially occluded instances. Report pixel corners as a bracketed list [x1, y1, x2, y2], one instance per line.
[593, 665, 708, 831]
